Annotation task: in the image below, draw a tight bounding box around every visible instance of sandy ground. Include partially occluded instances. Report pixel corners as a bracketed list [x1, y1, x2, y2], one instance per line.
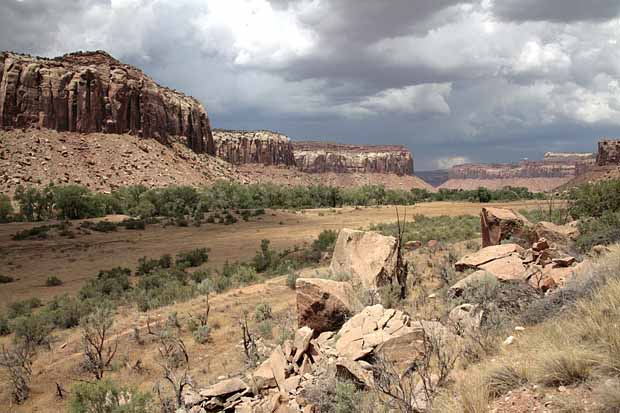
[0, 201, 543, 308]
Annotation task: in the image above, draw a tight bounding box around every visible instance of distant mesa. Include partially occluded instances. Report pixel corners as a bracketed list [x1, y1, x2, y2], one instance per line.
[212, 129, 295, 166]
[434, 152, 595, 192]
[292, 141, 414, 176]
[0, 50, 214, 154]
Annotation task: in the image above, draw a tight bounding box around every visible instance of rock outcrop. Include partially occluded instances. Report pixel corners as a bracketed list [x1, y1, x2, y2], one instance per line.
[596, 139, 620, 166]
[293, 141, 414, 176]
[0, 51, 214, 154]
[480, 207, 533, 248]
[212, 129, 295, 166]
[330, 229, 398, 290]
[296, 278, 360, 335]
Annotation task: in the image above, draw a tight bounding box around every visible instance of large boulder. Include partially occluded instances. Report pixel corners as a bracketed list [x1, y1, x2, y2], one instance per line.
[480, 207, 532, 247]
[455, 244, 524, 271]
[448, 270, 494, 297]
[330, 229, 398, 289]
[296, 278, 360, 335]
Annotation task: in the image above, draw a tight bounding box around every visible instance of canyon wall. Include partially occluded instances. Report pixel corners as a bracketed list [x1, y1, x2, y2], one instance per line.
[0, 51, 214, 154]
[212, 129, 295, 166]
[292, 141, 414, 176]
[597, 140, 620, 166]
[440, 152, 595, 192]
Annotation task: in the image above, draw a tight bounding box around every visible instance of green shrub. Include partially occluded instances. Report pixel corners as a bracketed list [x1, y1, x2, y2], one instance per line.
[14, 184, 54, 221]
[286, 272, 298, 289]
[570, 179, 620, 219]
[79, 267, 131, 301]
[0, 194, 13, 222]
[42, 295, 89, 329]
[0, 315, 11, 335]
[12, 224, 53, 240]
[257, 320, 273, 339]
[253, 239, 275, 272]
[254, 303, 273, 322]
[576, 211, 620, 252]
[53, 185, 97, 220]
[312, 229, 338, 252]
[0, 275, 15, 284]
[192, 325, 211, 344]
[68, 379, 151, 413]
[175, 248, 209, 269]
[371, 214, 480, 244]
[133, 270, 196, 312]
[13, 314, 52, 347]
[136, 256, 161, 276]
[119, 218, 146, 230]
[45, 276, 63, 287]
[7, 298, 43, 319]
[91, 220, 117, 232]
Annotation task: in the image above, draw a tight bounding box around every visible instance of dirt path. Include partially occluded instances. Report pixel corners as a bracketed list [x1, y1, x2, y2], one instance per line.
[0, 201, 543, 306]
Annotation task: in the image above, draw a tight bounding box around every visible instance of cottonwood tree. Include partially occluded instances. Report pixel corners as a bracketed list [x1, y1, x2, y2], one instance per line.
[80, 305, 118, 380]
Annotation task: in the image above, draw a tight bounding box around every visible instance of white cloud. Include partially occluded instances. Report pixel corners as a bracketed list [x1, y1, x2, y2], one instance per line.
[436, 156, 470, 169]
[340, 83, 452, 117]
[190, 0, 318, 68]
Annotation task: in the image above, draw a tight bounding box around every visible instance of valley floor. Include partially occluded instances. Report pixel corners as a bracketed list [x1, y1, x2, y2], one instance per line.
[0, 201, 540, 307]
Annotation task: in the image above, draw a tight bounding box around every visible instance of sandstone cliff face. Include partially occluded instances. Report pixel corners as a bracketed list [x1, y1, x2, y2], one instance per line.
[292, 141, 414, 176]
[597, 140, 620, 166]
[212, 129, 295, 166]
[0, 51, 214, 154]
[447, 154, 594, 181]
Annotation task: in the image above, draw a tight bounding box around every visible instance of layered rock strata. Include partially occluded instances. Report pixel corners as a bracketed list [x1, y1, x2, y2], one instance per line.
[0, 51, 214, 154]
[597, 139, 620, 166]
[292, 141, 414, 175]
[212, 129, 295, 166]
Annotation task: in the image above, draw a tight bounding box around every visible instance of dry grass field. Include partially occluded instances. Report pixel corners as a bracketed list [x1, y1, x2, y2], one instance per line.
[0, 201, 541, 308]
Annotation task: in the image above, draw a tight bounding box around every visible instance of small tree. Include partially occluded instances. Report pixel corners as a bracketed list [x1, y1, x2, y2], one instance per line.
[372, 326, 459, 412]
[0, 342, 36, 403]
[80, 305, 118, 380]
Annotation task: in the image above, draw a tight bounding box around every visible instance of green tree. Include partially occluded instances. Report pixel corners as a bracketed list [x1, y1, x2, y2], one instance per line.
[0, 194, 13, 222]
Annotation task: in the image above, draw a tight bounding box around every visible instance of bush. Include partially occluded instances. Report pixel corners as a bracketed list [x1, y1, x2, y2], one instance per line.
[576, 211, 620, 252]
[0, 275, 15, 284]
[372, 214, 480, 244]
[79, 267, 131, 301]
[7, 298, 43, 319]
[53, 185, 98, 220]
[45, 276, 63, 287]
[254, 303, 273, 322]
[569, 179, 620, 219]
[257, 320, 273, 339]
[0, 194, 13, 222]
[286, 272, 298, 289]
[253, 239, 275, 272]
[68, 379, 151, 413]
[119, 218, 146, 230]
[42, 295, 89, 329]
[192, 325, 211, 344]
[485, 364, 528, 397]
[12, 314, 53, 347]
[312, 229, 338, 253]
[91, 220, 117, 232]
[0, 315, 11, 335]
[12, 224, 53, 240]
[175, 248, 209, 269]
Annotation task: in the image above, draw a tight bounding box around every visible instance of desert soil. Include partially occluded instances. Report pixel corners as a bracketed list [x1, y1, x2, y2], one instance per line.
[0, 201, 542, 308]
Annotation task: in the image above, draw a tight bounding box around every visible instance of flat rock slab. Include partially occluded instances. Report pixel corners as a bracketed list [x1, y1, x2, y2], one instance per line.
[455, 244, 524, 271]
[479, 254, 527, 280]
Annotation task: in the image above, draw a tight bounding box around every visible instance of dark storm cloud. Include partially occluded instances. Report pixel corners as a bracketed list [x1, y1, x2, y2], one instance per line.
[492, 0, 620, 23]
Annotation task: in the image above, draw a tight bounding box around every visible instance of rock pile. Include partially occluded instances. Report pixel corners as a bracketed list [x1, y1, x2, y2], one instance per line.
[183, 302, 452, 413]
[455, 207, 582, 293]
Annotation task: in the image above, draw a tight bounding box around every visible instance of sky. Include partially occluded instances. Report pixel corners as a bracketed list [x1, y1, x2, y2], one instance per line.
[2, 0, 620, 170]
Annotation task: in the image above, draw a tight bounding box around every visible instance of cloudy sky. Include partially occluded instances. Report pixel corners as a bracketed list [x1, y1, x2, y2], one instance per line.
[2, 0, 620, 169]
